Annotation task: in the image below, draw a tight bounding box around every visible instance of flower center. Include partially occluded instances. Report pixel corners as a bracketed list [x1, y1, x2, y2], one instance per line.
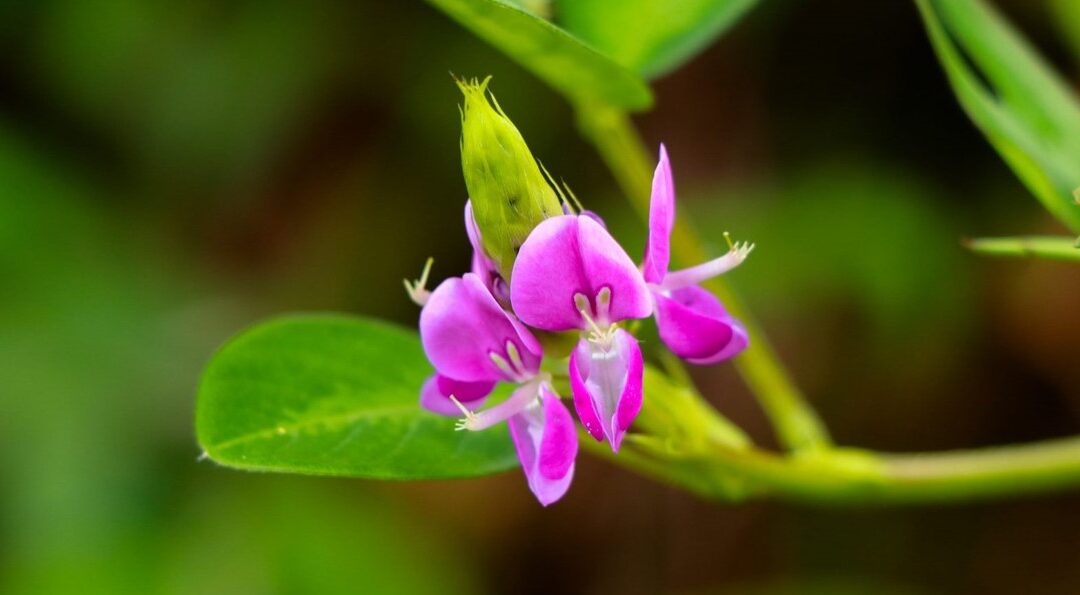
[488, 339, 530, 382]
[574, 287, 617, 348]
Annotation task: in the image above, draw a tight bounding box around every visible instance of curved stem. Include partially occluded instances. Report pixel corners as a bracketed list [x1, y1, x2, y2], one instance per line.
[573, 100, 1080, 504]
[623, 435, 1080, 505]
[573, 100, 831, 452]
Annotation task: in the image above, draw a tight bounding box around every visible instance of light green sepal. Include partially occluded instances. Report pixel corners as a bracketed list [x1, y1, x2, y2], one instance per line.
[457, 76, 562, 277]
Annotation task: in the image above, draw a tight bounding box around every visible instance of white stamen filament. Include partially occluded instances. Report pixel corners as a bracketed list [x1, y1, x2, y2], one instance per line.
[489, 352, 518, 380]
[574, 291, 617, 349]
[660, 240, 754, 290]
[404, 257, 435, 306]
[505, 341, 525, 378]
[451, 377, 544, 431]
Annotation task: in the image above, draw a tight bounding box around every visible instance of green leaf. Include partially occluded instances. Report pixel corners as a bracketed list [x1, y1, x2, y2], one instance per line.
[426, 0, 653, 110]
[558, 0, 759, 79]
[1048, 0, 1080, 63]
[916, 0, 1080, 233]
[964, 235, 1080, 262]
[196, 314, 519, 479]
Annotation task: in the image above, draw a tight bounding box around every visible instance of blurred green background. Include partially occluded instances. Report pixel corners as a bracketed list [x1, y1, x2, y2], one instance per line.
[2, 1, 1080, 593]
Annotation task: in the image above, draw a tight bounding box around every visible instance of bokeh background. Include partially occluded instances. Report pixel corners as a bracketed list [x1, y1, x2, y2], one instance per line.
[3, 1, 1080, 593]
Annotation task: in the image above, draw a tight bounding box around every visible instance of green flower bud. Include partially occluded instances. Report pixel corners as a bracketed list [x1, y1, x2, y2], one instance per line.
[457, 76, 562, 277]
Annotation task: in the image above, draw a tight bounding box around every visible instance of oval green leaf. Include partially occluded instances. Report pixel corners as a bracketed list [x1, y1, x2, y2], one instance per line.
[916, 0, 1080, 233]
[196, 314, 519, 479]
[558, 0, 760, 80]
[426, 0, 653, 110]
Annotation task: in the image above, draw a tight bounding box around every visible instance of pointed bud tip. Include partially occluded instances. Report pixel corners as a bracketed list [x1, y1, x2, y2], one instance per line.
[456, 75, 562, 277]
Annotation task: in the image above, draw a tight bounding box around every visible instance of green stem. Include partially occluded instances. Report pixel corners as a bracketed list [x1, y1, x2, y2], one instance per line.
[964, 235, 1080, 262]
[628, 435, 1080, 505]
[572, 100, 1080, 504]
[573, 100, 831, 452]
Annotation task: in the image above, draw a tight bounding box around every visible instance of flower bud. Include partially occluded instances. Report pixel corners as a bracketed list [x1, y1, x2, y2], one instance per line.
[457, 76, 562, 277]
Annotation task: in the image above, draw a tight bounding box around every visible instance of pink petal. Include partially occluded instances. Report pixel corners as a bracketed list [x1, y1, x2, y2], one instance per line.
[465, 200, 486, 258]
[569, 346, 604, 442]
[508, 384, 577, 506]
[568, 329, 643, 452]
[653, 285, 748, 364]
[580, 210, 607, 229]
[511, 215, 651, 331]
[538, 385, 578, 481]
[419, 374, 494, 417]
[466, 201, 511, 306]
[641, 144, 675, 285]
[420, 273, 542, 382]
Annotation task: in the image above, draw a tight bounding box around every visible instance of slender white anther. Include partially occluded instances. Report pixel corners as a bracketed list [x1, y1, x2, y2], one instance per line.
[404, 257, 435, 306]
[574, 291, 616, 348]
[449, 395, 480, 431]
[594, 287, 611, 325]
[451, 377, 544, 431]
[489, 352, 518, 379]
[505, 341, 525, 377]
[660, 237, 754, 290]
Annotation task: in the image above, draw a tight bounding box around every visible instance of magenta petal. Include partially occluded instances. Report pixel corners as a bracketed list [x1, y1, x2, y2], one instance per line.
[420, 273, 542, 382]
[419, 374, 493, 417]
[464, 200, 490, 264]
[653, 285, 748, 364]
[642, 144, 675, 285]
[466, 201, 510, 305]
[568, 329, 643, 452]
[508, 385, 577, 506]
[689, 317, 748, 365]
[511, 215, 651, 331]
[569, 347, 604, 442]
[580, 210, 607, 229]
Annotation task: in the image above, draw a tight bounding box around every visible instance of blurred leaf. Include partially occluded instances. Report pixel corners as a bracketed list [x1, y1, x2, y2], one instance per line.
[161, 478, 478, 595]
[964, 235, 1080, 261]
[1048, 0, 1080, 62]
[426, 0, 653, 109]
[688, 162, 968, 341]
[34, 0, 345, 196]
[558, 0, 759, 79]
[196, 314, 519, 479]
[916, 0, 1080, 233]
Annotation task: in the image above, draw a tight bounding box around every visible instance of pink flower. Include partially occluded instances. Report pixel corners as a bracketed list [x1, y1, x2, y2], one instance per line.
[511, 215, 651, 452]
[643, 145, 752, 364]
[412, 143, 751, 505]
[419, 271, 577, 506]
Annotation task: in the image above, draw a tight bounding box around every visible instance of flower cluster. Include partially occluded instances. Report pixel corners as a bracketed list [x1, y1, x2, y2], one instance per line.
[408, 143, 753, 505]
[404, 76, 751, 505]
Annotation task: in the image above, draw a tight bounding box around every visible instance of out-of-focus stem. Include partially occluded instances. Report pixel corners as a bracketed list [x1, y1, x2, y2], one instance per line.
[571, 99, 1080, 505]
[573, 100, 831, 452]
[622, 434, 1080, 505]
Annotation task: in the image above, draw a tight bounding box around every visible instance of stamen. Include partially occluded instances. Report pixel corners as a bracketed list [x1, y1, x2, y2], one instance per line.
[505, 341, 526, 378]
[452, 378, 543, 431]
[594, 287, 611, 325]
[574, 291, 617, 348]
[404, 257, 435, 306]
[489, 352, 518, 379]
[449, 395, 480, 431]
[660, 238, 755, 290]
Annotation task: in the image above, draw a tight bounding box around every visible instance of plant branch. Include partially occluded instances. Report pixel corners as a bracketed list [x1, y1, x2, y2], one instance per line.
[617, 433, 1080, 505]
